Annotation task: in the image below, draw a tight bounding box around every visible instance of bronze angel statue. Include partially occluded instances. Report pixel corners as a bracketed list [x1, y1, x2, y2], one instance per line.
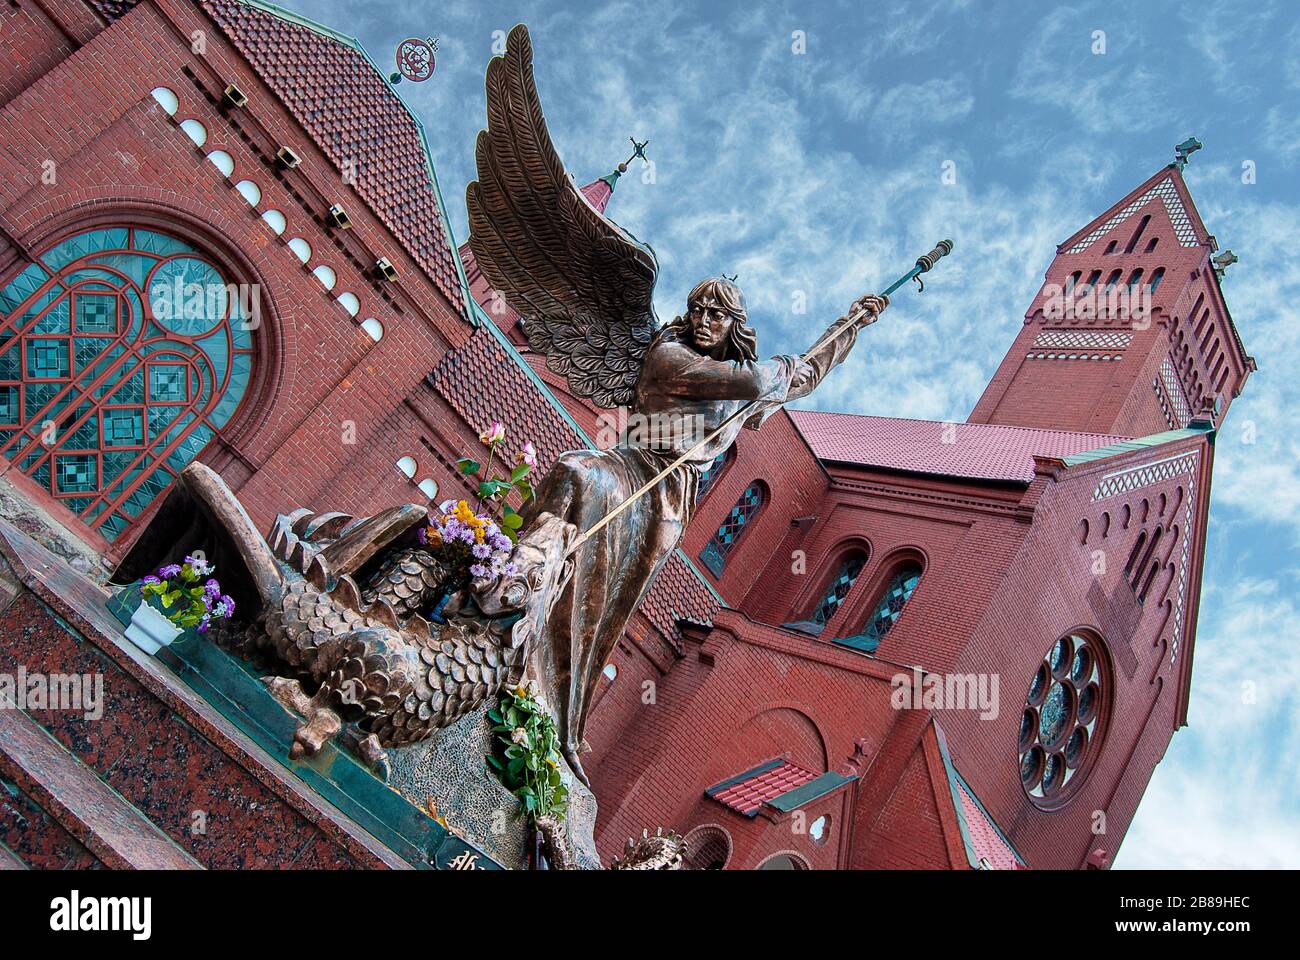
[467, 25, 888, 784]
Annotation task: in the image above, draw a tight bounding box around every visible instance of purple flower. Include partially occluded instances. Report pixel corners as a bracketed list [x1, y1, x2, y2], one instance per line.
[502, 562, 518, 577]
[472, 543, 492, 559]
[469, 563, 489, 579]
[417, 526, 428, 545]
[491, 534, 511, 552]
[142, 575, 160, 585]
[204, 579, 221, 598]
[159, 564, 181, 578]
[219, 595, 234, 616]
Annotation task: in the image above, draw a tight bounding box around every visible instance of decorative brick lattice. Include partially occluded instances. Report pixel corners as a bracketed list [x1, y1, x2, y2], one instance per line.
[1033, 330, 1133, 350]
[1092, 451, 1199, 663]
[1160, 356, 1191, 426]
[1065, 177, 1199, 253]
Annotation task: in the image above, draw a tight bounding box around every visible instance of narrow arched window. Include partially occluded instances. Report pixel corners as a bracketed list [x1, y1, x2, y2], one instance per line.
[836, 561, 921, 653]
[1103, 269, 1122, 292]
[699, 481, 764, 577]
[1124, 214, 1151, 254]
[785, 549, 866, 635]
[695, 447, 735, 503]
[1148, 267, 1165, 293]
[1126, 268, 1144, 291]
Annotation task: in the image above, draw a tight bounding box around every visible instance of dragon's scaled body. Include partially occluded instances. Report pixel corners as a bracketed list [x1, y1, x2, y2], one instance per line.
[117, 463, 683, 869]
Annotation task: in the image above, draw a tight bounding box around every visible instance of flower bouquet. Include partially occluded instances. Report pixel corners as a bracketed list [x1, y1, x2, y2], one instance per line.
[125, 554, 235, 655]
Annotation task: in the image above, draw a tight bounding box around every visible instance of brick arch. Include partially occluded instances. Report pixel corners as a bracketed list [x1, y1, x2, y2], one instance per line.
[788, 535, 872, 629]
[845, 545, 928, 636]
[2, 202, 286, 552]
[15, 197, 286, 458]
[738, 702, 830, 774]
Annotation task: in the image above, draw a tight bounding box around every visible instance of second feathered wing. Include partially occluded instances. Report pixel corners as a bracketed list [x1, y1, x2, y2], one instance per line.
[466, 23, 658, 409]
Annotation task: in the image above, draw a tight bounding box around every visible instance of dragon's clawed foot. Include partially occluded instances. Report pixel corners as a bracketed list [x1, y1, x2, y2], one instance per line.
[340, 729, 391, 782]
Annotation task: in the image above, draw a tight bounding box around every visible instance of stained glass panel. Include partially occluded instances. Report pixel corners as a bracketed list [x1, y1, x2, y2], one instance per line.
[835, 563, 921, 653]
[700, 483, 764, 576]
[0, 226, 254, 541]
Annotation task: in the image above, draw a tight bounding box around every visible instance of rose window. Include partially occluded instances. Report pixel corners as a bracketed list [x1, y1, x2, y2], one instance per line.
[1018, 633, 1107, 808]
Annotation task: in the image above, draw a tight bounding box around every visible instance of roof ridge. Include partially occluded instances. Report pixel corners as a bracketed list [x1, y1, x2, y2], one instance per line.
[789, 407, 1126, 440]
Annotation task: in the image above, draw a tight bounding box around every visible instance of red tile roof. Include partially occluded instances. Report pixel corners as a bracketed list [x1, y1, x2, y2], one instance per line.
[789, 410, 1127, 484]
[199, 1, 464, 310]
[706, 759, 818, 816]
[955, 776, 1024, 869]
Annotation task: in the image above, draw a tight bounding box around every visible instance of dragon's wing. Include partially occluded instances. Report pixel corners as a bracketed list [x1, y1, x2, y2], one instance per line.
[467, 24, 658, 408]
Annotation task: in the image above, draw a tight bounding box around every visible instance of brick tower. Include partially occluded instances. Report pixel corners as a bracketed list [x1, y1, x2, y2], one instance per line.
[970, 153, 1255, 436]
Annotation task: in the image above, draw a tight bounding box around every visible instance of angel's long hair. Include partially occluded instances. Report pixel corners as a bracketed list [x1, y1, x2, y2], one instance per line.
[656, 277, 759, 363]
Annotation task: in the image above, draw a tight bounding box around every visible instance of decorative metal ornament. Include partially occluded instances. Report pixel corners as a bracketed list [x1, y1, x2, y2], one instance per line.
[390, 36, 438, 84]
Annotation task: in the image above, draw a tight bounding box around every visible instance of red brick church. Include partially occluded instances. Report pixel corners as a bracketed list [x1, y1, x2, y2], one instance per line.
[0, 0, 1252, 869]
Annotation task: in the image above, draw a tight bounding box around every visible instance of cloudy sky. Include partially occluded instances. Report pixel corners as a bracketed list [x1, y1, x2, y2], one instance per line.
[278, 0, 1298, 867]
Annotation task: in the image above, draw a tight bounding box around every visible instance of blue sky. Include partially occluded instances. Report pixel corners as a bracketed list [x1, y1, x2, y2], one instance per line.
[278, 0, 1299, 867]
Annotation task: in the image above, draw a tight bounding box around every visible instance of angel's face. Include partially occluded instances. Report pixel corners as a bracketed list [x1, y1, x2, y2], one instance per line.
[687, 296, 734, 355]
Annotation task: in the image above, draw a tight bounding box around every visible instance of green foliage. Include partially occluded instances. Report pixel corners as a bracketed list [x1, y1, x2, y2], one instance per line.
[486, 683, 569, 826]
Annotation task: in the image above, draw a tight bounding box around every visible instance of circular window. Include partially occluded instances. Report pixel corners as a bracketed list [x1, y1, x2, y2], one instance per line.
[1018, 632, 1107, 809]
[808, 815, 830, 845]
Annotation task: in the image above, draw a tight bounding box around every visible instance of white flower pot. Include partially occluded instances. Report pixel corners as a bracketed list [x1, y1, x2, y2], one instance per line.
[124, 602, 183, 655]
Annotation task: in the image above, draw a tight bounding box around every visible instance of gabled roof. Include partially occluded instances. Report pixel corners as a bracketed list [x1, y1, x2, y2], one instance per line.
[199, 0, 465, 309]
[789, 410, 1126, 484]
[932, 722, 1025, 869]
[1056, 164, 1212, 255]
[705, 758, 818, 816]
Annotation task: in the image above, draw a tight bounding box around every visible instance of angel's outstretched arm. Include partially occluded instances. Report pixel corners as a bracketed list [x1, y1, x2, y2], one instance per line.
[643, 340, 797, 403]
[786, 294, 888, 400]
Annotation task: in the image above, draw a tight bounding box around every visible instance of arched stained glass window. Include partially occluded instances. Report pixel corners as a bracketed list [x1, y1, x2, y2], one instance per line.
[699, 481, 764, 577]
[0, 225, 255, 543]
[694, 447, 734, 503]
[835, 561, 921, 653]
[785, 550, 866, 635]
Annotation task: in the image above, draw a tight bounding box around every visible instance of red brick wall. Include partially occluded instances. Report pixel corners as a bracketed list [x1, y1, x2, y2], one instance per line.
[0, 0, 467, 553]
[941, 433, 1211, 867]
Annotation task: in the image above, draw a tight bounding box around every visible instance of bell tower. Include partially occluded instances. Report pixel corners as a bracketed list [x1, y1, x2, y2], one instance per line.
[969, 141, 1255, 436]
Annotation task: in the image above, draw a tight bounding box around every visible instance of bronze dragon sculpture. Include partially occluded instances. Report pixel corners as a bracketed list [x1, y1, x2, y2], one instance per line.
[113, 463, 682, 870]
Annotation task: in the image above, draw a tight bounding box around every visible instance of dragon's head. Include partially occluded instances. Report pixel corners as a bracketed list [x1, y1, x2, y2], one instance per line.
[456, 512, 575, 649]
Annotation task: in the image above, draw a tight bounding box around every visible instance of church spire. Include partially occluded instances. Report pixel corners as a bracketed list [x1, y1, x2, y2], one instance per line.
[581, 138, 649, 214]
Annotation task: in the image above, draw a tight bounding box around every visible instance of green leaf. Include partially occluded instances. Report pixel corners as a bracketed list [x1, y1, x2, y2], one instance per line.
[160, 591, 176, 609]
[486, 755, 504, 772]
[457, 458, 481, 476]
[511, 463, 531, 482]
[501, 512, 523, 530]
[515, 479, 534, 502]
[502, 526, 519, 544]
[487, 708, 503, 724]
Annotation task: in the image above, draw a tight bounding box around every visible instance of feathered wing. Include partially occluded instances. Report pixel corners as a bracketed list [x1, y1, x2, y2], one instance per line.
[466, 23, 658, 408]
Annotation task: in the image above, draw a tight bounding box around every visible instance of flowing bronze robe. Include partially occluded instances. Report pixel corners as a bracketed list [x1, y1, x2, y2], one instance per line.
[524, 318, 861, 778]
